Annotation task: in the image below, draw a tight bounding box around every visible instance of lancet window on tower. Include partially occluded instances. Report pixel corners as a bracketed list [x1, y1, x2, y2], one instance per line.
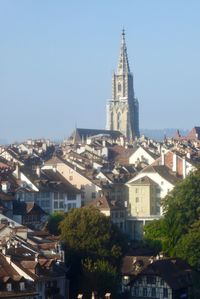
[117, 112, 121, 130]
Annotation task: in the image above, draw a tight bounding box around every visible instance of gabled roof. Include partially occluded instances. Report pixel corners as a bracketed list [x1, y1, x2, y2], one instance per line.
[88, 196, 125, 211]
[130, 176, 158, 186]
[70, 128, 123, 143]
[122, 256, 192, 290]
[45, 155, 102, 188]
[138, 145, 159, 160]
[139, 258, 192, 290]
[141, 165, 180, 185]
[187, 126, 200, 140]
[0, 253, 22, 282]
[13, 201, 47, 216]
[19, 166, 80, 194]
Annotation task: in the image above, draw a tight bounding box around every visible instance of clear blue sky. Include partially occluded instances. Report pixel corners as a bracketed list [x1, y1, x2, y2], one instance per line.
[1, 1, 200, 142]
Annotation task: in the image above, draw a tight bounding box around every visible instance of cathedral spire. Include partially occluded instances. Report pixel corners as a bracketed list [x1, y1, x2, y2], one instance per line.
[117, 29, 130, 75]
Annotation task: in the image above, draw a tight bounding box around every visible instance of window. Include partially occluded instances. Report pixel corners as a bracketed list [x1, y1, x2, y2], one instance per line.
[6, 283, 12, 292]
[118, 83, 121, 92]
[69, 193, 76, 200]
[151, 287, 156, 297]
[161, 181, 164, 185]
[69, 175, 73, 181]
[135, 188, 139, 193]
[59, 192, 64, 199]
[163, 288, 168, 298]
[120, 212, 124, 218]
[91, 192, 96, 199]
[147, 276, 156, 284]
[54, 201, 58, 209]
[20, 282, 25, 291]
[59, 201, 64, 209]
[135, 287, 139, 296]
[143, 288, 147, 297]
[132, 287, 139, 297]
[54, 192, 59, 199]
[160, 278, 164, 285]
[117, 112, 121, 130]
[136, 197, 139, 203]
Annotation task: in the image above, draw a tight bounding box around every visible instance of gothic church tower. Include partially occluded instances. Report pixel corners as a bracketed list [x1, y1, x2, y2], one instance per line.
[106, 30, 140, 140]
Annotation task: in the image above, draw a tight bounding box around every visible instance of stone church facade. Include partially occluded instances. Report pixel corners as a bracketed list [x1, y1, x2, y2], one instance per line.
[106, 30, 140, 141]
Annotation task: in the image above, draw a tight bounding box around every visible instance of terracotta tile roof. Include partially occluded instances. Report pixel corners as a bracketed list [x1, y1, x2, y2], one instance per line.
[129, 176, 158, 186]
[88, 196, 125, 211]
[88, 196, 110, 210]
[0, 253, 22, 282]
[141, 165, 180, 185]
[187, 126, 200, 140]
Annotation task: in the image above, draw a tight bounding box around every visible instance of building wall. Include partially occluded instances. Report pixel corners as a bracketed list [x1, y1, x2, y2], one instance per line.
[128, 183, 159, 218]
[127, 172, 174, 215]
[130, 275, 172, 299]
[55, 162, 101, 204]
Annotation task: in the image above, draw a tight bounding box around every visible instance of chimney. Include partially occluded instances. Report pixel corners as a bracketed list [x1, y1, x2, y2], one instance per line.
[172, 153, 177, 173]
[182, 157, 186, 179]
[36, 166, 41, 177]
[15, 163, 20, 179]
[161, 150, 165, 166]
[35, 253, 39, 262]
[6, 255, 11, 264]
[186, 152, 191, 159]
[91, 292, 97, 299]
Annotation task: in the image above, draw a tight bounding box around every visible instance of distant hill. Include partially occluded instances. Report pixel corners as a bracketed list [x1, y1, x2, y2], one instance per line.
[140, 129, 189, 142]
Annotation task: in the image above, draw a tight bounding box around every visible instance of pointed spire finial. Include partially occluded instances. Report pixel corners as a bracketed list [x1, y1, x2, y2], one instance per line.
[117, 29, 130, 74]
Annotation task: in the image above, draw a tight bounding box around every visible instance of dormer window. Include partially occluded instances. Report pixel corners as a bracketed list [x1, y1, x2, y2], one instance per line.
[6, 283, 12, 292]
[20, 282, 25, 291]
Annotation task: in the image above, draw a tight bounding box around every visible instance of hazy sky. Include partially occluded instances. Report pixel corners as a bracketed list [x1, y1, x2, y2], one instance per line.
[1, 1, 200, 142]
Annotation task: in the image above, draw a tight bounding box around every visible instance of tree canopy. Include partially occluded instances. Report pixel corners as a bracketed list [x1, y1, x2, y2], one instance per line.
[60, 206, 127, 262]
[59, 206, 128, 298]
[46, 212, 65, 235]
[144, 168, 200, 269]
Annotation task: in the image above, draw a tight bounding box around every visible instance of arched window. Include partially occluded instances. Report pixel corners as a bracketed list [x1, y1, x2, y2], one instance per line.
[117, 112, 121, 130]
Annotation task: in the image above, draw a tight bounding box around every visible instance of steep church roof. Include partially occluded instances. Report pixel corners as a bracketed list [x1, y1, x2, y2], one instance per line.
[69, 128, 123, 143]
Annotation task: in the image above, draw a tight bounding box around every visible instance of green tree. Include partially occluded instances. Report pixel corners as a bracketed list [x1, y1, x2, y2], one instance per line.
[82, 258, 119, 298]
[175, 220, 200, 270]
[46, 212, 65, 235]
[144, 168, 200, 264]
[59, 206, 128, 298]
[60, 206, 127, 263]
